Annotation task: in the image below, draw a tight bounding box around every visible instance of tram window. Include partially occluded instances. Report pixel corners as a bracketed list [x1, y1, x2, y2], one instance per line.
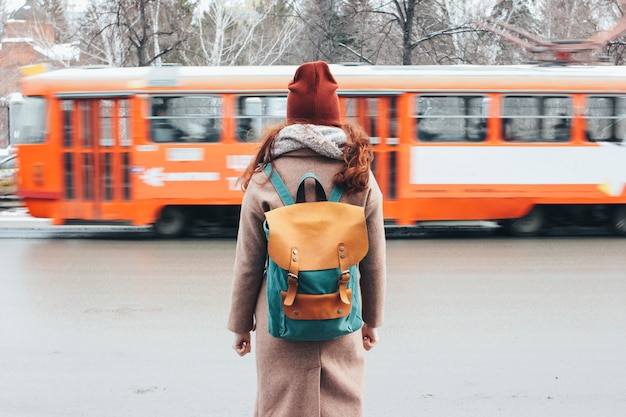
[344, 97, 358, 125]
[502, 95, 572, 142]
[365, 98, 377, 139]
[62, 100, 74, 148]
[119, 99, 132, 148]
[343, 97, 379, 142]
[236, 96, 287, 142]
[11, 96, 46, 144]
[81, 101, 93, 148]
[389, 96, 398, 141]
[415, 95, 486, 142]
[150, 95, 223, 143]
[585, 96, 626, 143]
[99, 100, 114, 147]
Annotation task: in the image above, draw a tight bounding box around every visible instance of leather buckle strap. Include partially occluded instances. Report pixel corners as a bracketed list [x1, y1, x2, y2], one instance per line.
[337, 243, 351, 305]
[283, 247, 299, 306]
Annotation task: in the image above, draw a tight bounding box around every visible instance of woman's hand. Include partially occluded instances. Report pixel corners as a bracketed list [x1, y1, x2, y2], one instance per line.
[361, 323, 379, 351]
[233, 332, 252, 356]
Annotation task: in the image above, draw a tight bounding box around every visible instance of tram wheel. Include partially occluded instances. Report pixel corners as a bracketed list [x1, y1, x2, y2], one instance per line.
[501, 206, 545, 237]
[610, 205, 626, 236]
[153, 206, 187, 237]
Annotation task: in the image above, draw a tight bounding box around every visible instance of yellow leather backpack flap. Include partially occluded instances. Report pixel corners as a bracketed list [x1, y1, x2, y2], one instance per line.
[265, 201, 368, 271]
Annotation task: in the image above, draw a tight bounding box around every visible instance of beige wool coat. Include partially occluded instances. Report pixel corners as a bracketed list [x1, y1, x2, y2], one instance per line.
[227, 148, 387, 417]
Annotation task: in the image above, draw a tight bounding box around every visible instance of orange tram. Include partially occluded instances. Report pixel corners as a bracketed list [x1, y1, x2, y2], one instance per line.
[10, 64, 626, 237]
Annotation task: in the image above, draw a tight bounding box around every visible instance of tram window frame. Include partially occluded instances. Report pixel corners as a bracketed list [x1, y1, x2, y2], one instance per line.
[502, 95, 572, 143]
[584, 96, 626, 143]
[149, 95, 223, 143]
[236, 95, 287, 143]
[414, 95, 487, 143]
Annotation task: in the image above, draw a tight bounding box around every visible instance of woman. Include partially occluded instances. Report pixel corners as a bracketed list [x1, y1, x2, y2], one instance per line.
[227, 61, 386, 417]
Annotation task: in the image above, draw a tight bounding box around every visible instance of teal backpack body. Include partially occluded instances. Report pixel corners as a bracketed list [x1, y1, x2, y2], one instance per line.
[263, 164, 369, 341]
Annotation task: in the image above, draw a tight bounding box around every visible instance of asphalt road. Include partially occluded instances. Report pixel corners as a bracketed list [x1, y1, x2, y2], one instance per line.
[0, 214, 625, 416]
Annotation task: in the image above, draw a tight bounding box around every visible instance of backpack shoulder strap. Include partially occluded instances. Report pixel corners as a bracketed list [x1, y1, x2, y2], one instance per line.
[263, 163, 294, 206]
[296, 173, 326, 202]
[263, 163, 344, 204]
[295, 173, 345, 203]
[328, 185, 343, 202]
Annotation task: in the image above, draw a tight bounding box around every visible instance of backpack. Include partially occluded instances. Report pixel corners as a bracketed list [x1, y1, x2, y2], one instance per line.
[263, 163, 369, 341]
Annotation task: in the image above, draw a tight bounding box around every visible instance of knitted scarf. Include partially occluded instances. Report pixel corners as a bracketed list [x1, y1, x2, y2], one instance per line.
[272, 124, 347, 160]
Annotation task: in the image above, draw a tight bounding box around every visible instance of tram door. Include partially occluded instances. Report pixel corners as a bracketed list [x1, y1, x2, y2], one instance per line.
[342, 96, 400, 218]
[60, 98, 132, 221]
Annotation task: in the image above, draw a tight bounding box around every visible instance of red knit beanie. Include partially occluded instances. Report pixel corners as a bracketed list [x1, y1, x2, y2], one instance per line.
[286, 61, 341, 127]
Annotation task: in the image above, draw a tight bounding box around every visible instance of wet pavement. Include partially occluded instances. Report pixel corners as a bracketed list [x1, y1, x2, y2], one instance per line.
[1, 215, 626, 416]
